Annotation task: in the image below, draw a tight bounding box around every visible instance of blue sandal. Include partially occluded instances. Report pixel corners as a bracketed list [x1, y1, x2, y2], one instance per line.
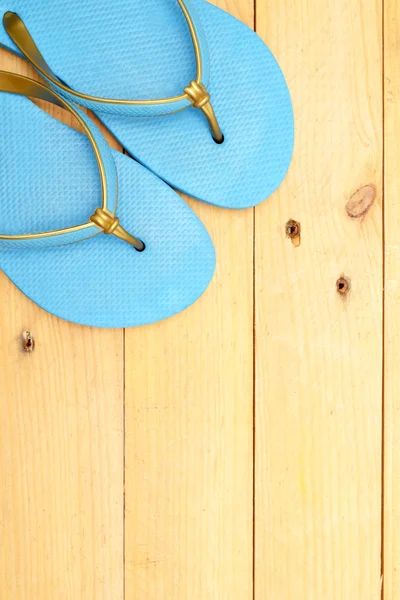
[0, 72, 215, 327]
[1, 0, 294, 209]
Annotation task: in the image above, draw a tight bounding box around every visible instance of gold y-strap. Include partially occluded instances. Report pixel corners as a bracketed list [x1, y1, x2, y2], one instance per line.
[3, 0, 223, 142]
[0, 72, 144, 249]
[184, 81, 223, 143]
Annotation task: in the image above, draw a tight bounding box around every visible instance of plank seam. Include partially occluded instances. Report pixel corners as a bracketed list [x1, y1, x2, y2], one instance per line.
[252, 8, 257, 600]
[252, 204, 256, 600]
[123, 325, 126, 600]
[381, 0, 386, 596]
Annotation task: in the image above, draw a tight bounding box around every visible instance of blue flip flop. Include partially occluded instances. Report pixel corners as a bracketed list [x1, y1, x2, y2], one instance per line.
[0, 72, 215, 327]
[0, 0, 294, 209]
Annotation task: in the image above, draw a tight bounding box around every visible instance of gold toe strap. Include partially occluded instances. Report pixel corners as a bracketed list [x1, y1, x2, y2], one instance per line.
[4, 3, 223, 142]
[0, 72, 145, 250]
[90, 208, 145, 251]
[184, 81, 223, 143]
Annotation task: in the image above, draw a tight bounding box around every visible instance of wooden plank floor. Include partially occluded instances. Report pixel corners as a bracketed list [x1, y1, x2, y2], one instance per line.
[0, 0, 394, 598]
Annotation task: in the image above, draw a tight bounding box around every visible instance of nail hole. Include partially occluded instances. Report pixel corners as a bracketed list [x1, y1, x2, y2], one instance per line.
[22, 330, 35, 353]
[286, 219, 300, 238]
[336, 277, 350, 295]
[285, 219, 301, 247]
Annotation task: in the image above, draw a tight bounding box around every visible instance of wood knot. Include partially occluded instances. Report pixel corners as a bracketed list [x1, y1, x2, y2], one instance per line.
[22, 330, 35, 353]
[285, 219, 301, 247]
[336, 277, 350, 296]
[346, 185, 376, 219]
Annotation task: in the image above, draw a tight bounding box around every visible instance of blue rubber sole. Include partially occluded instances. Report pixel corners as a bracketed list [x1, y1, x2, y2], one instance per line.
[0, 93, 216, 327]
[0, 0, 294, 208]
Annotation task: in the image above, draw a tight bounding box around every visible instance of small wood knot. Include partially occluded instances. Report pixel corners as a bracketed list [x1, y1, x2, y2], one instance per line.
[346, 185, 376, 219]
[22, 330, 35, 353]
[336, 277, 350, 295]
[285, 220, 301, 247]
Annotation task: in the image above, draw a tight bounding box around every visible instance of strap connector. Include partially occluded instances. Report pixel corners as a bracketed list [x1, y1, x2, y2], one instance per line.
[90, 208, 145, 251]
[184, 81, 223, 143]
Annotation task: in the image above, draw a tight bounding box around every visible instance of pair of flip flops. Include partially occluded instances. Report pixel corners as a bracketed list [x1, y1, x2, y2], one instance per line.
[0, 0, 294, 328]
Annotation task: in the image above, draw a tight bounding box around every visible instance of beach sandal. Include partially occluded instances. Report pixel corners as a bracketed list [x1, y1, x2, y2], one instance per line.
[0, 72, 215, 327]
[1, 0, 294, 209]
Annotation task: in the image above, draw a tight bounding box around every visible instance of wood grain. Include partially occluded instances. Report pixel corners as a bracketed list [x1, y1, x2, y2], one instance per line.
[255, 0, 383, 598]
[383, 0, 400, 597]
[124, 2, 254, 598]
[0, 52, 124, 599]
[0, 1, 394, 598]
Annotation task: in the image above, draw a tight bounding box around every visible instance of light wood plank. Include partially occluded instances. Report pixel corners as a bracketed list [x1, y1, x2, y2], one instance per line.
[0, 51, 124, 599]
[384, 0, 400, 597]
[255, 0, 383, 598]
[124, 2, 254, 598]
